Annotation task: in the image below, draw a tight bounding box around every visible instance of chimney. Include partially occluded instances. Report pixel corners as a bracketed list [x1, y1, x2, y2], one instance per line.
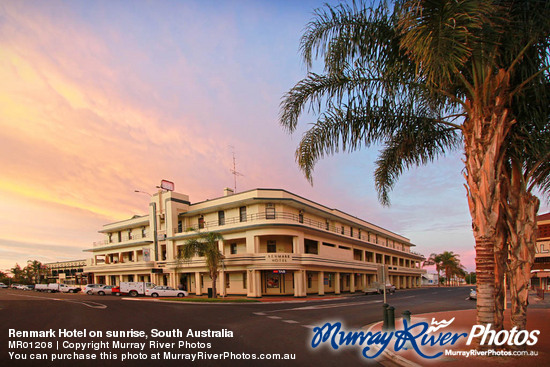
[224, 188, 234, 196]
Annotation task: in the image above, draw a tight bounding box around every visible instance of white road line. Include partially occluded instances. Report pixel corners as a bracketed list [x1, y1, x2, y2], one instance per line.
[302, 325, 315, 329]
[267, 316, 282, 319]
[269, 300, 384, 312]
[6, 293, 107, 309]
[253, 312, 267, 316]
[282, 320, 299, 324]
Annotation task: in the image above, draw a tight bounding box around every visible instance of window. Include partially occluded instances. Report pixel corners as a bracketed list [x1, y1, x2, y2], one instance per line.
[128, 229, 132, 240]
[341, 226, 345, 235]
[305, 239, 318, 254]
[142, 227, 147, 237]
[267, 240, 276, 253]
[225, 274, 230, 288]
[266, 205, 275, 219]
[322, 242, 336, 248]
[117, 232, 122, 242]
[177, 220, 183, 233]
[230, 243, 237, 255]
[299, 211, 304, 223]
[218, 211, 225, 226]
[307, 273, 313, 288]
[325, 220, 330, 230]
[239, 206, 247, 222]
[350, 227, 353, 237]
[243, 272, 247, 289]
[108, 233, 112, 243]
[198, 216, 205, 229]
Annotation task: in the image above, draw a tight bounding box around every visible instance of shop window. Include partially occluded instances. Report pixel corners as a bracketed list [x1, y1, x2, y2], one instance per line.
[240, 207, 247, 222]
[267, 240, 277, 253]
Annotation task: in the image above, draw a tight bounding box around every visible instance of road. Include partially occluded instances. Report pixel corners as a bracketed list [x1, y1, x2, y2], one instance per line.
[0, 287, 476, 366]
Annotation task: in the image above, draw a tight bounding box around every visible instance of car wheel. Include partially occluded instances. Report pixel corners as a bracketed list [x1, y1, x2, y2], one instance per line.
[129, 290, 138, 297]
[151, 293, 159, 298]
[87, 290, 93, 295]
[98, 291, 105, 296]
[177, 293, 184, 298]
[114, 292, 120, 296]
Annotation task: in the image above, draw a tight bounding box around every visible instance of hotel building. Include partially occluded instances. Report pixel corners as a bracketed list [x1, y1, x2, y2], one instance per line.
[532, 212, 550, 291]
[83, 188, 425, 297]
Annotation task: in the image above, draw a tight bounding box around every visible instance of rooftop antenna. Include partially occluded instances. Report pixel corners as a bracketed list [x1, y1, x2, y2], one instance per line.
[229, 145, 244, 192]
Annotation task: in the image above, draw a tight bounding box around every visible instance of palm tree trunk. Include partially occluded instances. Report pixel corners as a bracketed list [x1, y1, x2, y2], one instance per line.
[210, 270, 218, 299]
[504, 161, 540, 331]
[463, 99, 512, 329]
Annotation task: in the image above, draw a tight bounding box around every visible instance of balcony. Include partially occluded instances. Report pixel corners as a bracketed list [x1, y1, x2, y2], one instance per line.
[92, 232, 151, 248]
[175, 211, 419, 257]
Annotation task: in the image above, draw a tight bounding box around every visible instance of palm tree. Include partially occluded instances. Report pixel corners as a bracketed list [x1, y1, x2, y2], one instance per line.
[438, 251, 463, 287]
[423, 253, 442, 287]
[178, 232, 224, 298]
[280, 0, 550, 330]
[26, 260, 44, 284]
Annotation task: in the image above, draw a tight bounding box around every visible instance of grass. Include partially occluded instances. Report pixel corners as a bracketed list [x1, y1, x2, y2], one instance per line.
[161, 297, 260, 303]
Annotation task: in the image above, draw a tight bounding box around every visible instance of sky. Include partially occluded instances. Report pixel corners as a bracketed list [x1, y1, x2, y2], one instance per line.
[0, 0, 548, 275]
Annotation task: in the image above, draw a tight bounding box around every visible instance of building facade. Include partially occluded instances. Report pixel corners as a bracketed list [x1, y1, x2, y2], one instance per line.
[532, 212, 550, 291]
[83, 188, 425, 297]
[44, 260, 87, 285]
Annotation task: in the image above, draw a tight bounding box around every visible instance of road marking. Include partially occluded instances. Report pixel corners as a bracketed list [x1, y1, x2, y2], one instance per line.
[394, 296, 415, 300]
[302, 325, 315, 329]
[6, 293, 107, 309]
[267, 316, 282, 319]
[266, 300, 384, 313]
[253, 312, 267, 316]
[282, 320, 299, 324]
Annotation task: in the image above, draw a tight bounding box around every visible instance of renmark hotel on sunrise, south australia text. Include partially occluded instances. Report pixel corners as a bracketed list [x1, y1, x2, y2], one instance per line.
[82, 187, 425, 297]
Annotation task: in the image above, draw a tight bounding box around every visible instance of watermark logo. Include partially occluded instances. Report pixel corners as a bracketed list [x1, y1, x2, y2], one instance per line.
[311, 318, 540, 360]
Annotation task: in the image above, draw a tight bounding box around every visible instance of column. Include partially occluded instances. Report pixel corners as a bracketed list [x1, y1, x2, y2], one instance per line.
[350, 273, 356, 293]
[255, 270, 262, 297]
[247, 270, 255, 298]
[335, 272, 341, 294]
[134, 250, 138, 263]
[292, 234, 304, 254]
[195, 272, 202, 296]
[318, 271, 325, 296]
[362, 274, 367, 290]
[294, 270, 306, 297]
[171, 272, 177, 288]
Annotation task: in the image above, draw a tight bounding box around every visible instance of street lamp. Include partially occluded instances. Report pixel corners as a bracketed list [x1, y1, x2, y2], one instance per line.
[134, 190, 152, 197]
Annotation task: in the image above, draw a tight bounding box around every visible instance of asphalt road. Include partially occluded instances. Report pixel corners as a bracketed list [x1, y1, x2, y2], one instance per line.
[0, 287, 476, 367]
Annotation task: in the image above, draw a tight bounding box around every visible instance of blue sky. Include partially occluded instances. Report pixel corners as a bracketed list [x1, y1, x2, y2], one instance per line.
[0, 0, 547, 273]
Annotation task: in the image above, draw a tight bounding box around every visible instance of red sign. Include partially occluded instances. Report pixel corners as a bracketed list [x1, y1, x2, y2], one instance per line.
[160, 180, 175, 191]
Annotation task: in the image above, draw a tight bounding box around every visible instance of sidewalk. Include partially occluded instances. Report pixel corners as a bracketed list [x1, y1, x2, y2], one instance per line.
[369, 292, 550, 366]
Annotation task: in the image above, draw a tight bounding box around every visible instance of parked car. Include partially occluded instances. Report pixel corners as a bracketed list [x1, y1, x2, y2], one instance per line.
[469, 289, 477, 300]
[11, 284, 22, 289]
[0, 283, 8, 288]
[111, 286, 120, 296]
[22, 285, 34, 291]
[145, 286, 188, 298]
[364, 282, 396, 294]
[90, 285, 115, 296]
[84, 284, 106, 295]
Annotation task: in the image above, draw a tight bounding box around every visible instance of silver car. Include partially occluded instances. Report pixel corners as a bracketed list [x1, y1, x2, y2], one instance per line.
[84, 284, 106, 295]
[90, 285, 115, 296]
[145, 286, 188, 298]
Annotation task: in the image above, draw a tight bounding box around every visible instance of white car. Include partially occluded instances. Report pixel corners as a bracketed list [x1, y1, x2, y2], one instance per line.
[145, 286, 188, 298]
[90, 285, 115, 296]
[0, 283, 8, 288]
[84, 284, 106, 295]
[469, 289, 477, 300]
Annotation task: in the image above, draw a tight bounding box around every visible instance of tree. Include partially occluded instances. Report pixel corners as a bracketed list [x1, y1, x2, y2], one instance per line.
[178, 232, 224, 298]
[10, 264, 24, 284]
[26, 260, 44, 284]
[280, 0, 550, 330]
[423, 253, 442, 287]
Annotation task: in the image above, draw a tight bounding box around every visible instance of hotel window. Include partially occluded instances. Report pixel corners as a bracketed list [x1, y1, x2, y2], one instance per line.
[218, 211, 225, 226]
[350, 227, 354, 237]
[142, 227, 147, 237]
[118, 231, 122, 242]
[266, 204, 275, 219]
[225, 274, 230, 288]
[267, 240, 277, 253]
[177, 220, 183, 233]
[230, 243, 237, 255]
[243, 272, 247, 289]
[128, 229, 132, 240]
[239, 206, 247, 222]
[305, 239, 318, 254]
[341, 226, 345, 235]
[299, 211, 304, 223]
[108, 233, 113, 243]
[198, 216, 205, 229]
[307, 273, 313, 288]
[325, 220, 330, 230]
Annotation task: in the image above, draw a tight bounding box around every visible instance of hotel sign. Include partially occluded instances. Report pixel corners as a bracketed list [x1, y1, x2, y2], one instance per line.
[536, 241, 550, 254]
[266, 254, 290, 263]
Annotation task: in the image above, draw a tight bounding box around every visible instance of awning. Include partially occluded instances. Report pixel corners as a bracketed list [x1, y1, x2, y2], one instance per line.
[534, 271, 550, 278]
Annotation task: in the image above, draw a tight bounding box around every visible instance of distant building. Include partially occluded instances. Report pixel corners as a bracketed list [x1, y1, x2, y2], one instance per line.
[532, 212, 550, 291]
[44, 260, 87, 285]
[421, 273, 438, 286]
[83, 188, 425, 297]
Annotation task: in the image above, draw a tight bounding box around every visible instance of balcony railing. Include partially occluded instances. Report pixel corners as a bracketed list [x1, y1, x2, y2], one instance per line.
[175, 211, 414, 255]
[92, 231, 149, 247]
